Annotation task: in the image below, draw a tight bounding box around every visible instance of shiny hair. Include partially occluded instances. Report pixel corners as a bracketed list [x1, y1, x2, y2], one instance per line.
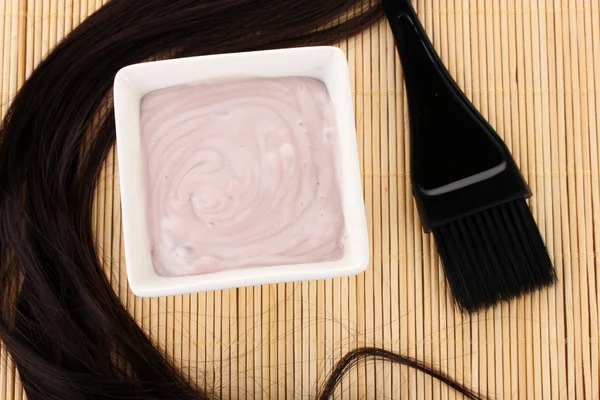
[0, 0, 481, 399]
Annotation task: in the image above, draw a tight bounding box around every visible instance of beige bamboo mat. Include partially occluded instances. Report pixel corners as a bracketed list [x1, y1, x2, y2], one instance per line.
[1, 0, 600, 399]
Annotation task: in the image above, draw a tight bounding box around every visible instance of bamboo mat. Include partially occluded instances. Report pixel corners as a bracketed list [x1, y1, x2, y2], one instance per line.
[1, 1, 600, 399]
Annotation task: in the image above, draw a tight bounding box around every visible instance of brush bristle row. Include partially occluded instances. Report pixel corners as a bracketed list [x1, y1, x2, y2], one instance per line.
[432, 199, 556, 312]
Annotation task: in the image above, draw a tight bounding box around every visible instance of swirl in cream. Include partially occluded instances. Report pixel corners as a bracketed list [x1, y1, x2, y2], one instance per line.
[140, 77, 345, 276]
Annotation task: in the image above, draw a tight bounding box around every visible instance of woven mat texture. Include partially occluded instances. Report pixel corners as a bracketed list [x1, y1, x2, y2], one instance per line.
[1, 1, 599, 398]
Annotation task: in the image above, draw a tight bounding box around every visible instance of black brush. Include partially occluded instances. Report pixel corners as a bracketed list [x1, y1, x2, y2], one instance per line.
[383, 0, 556, 312]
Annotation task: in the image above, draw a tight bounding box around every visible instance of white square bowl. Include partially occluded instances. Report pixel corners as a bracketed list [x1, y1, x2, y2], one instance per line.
[114, 46, 369, 297]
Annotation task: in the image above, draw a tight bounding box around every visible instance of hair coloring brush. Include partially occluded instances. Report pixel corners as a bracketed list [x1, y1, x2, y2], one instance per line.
[382, 0, 556, 312]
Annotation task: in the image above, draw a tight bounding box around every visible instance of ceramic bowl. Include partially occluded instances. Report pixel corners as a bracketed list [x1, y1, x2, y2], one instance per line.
[114, 46, 369, 297]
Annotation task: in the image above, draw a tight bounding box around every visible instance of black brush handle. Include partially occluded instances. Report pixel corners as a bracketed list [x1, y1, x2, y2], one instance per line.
[382, 0, 531, 231]
[383, 0, 458, 104]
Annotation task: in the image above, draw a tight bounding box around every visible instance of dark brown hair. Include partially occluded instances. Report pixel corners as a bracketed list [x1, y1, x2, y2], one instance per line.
[0, 0, 481, 399]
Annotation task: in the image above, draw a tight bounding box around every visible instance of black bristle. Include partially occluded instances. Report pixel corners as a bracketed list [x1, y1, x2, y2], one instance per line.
[432, 199, 556, 312]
